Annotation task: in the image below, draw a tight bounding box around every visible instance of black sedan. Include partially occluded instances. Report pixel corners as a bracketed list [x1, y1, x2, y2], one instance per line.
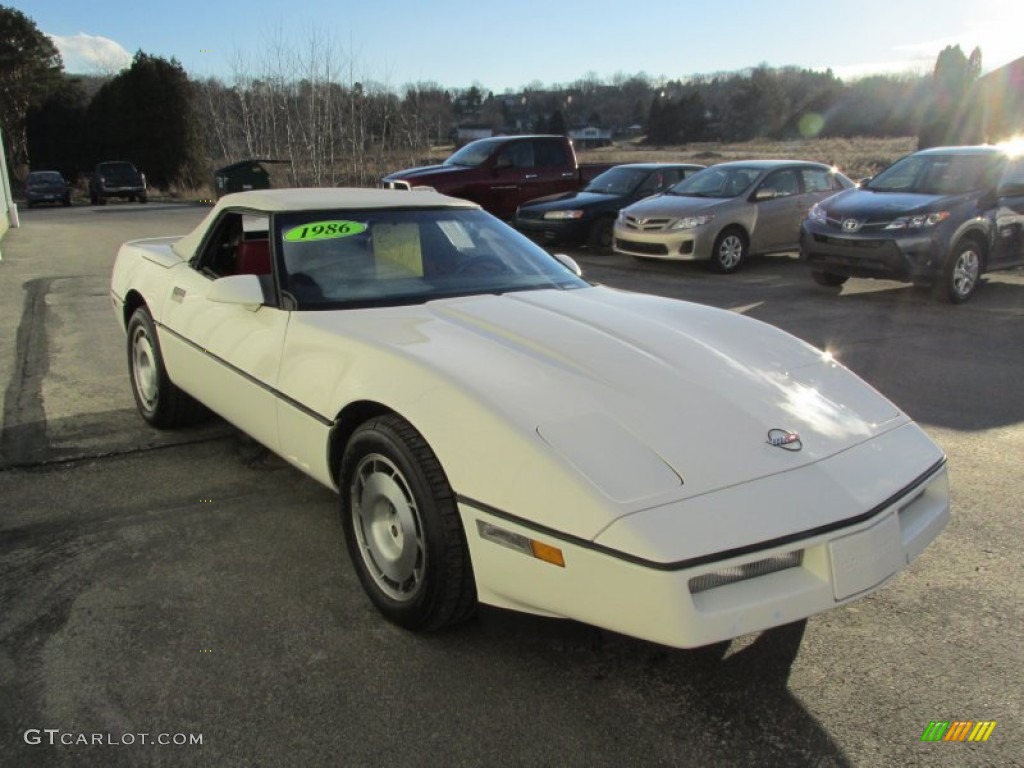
[514, 163, 704, 252]
[24, 170, 72, 208]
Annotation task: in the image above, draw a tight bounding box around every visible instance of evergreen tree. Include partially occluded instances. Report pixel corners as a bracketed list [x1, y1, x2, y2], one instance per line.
[0, 5, 63, 178]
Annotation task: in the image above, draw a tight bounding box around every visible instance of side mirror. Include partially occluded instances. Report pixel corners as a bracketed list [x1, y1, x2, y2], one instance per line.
[858, 177, 873, 187]
[552, 252, 583, 277]
[207, 274, 264, 309]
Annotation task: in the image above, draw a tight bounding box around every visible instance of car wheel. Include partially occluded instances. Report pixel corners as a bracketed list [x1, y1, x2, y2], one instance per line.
[139, 194, 148, 204]
[339, 414, 477, 631]
[587, 217, 614, 254]
[62, 196, 71, 207]
[934, 238, 982, 304]
[811, 271, 848, 287]
[127, 307, 199, 428]
[709, 227, 748, 273]
[89, 193, 98, 205]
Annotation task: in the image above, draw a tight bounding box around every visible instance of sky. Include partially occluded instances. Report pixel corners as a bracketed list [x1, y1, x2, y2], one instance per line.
[10, 0, 1023, 92]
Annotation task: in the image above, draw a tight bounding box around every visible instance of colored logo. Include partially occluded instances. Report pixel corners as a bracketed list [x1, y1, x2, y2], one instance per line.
[766, 429, 802, 451]
[920, 721, 996, 742]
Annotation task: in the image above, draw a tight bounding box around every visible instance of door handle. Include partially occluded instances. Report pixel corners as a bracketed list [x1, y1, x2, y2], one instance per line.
[524, 174, 538, 180]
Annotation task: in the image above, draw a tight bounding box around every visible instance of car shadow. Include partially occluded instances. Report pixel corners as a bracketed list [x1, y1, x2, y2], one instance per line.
[429, 607, 851, 765]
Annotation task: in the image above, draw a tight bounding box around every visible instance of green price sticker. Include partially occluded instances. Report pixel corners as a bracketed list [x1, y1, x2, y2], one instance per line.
[284, 220, 367, 242]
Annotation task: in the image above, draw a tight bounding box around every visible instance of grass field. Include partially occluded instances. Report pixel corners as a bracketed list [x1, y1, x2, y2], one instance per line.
[577, 136, 918, 180]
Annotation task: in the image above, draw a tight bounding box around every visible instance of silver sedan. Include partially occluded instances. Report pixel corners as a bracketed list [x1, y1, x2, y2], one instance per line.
[613, 160, 854, 272]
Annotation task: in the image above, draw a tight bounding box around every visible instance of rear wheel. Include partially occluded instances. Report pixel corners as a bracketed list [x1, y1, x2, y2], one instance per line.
[709, 227, 748, 273]
[339, 414, 477, 631]
[811, 271, 848, 287]
[934, 238, 982, 304]
[127, 307, 201, 428]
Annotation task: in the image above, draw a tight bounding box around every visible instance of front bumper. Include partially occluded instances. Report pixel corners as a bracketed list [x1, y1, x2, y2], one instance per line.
[459, 424, 950, 649]
[514, 215, 591, 243]
[612, 222, 715, 261]
[800, 223, 945, 282]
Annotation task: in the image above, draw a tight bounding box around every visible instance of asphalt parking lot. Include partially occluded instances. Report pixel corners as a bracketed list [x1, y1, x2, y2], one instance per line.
[1, 203, 1021, 767]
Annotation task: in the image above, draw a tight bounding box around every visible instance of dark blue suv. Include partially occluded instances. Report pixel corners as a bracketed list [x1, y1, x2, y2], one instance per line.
[800, 146, 1024, 303]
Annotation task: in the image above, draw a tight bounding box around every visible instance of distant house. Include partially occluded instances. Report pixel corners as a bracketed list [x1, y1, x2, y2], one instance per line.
[569, 126, 613, 148]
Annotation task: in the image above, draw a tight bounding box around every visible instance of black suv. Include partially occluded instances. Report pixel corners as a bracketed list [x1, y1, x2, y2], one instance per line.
[89, 161, 147, 205]
[800, 146, 1024, 303]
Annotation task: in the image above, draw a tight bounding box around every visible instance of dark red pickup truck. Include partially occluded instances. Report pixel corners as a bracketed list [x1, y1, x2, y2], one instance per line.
[381, 135, 611, 219]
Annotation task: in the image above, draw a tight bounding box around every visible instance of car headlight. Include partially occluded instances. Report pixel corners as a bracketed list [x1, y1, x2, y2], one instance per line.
[808, 202, 827, 223]
[669, 214, 714, 230]
[884, 211, 950, 229]
[543, 210, 584, 220]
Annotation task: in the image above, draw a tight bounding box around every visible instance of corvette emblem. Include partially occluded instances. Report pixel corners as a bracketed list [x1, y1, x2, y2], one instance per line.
[767, 429, 802, 451]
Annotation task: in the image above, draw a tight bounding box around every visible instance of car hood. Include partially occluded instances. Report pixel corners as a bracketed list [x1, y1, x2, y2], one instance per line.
[297, 287, 904, 516]
[820, 188, 974, 218]
[624, 194, 730, 218]
[520, 191, 622, 212]
[383, 165, 471, 183]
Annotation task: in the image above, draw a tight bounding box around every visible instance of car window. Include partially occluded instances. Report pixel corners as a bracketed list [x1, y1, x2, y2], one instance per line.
[869, 153, 1002, 194]
[275, 208, 587, 309]
[585, 166, 648, 195]
[1001, 157, 1024, 187]
[498, 142, 535, 169]
[667, 166, 758, 198]
[534, 139, 568, 167]
[195, 212, 272, 281]
[801, 168, 833, 193]
[759, 169, 800, 197]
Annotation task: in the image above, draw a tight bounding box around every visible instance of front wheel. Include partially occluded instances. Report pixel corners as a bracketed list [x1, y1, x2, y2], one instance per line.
[339, 414, 476, 631]
[709, 228, 748, 273]
[587, 218, 614, 254]
[127, 307, 200, 428]
[934, 239, 982, 304]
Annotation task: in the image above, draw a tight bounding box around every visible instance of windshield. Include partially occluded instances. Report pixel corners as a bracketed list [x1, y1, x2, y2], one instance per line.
[443, 139, 504, 168]
[666, 166, 760, 198]
[26, 172, 64, 185]
[275, 208, 588, 310]
[583, 167, 650, 195]
[867, 153, 1003, 195]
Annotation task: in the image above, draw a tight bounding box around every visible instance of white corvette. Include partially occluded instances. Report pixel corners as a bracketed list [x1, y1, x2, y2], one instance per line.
[110, 188, 949, 648]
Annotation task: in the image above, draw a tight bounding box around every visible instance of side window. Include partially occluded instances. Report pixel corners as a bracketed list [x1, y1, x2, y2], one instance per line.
[498, 142, 535, 169]
[195, 212, 272, 282]
[534, 139, 568, 167]
[801, 168, 833, 193]
[760, 169, 800, 197]
[1001, 157, 1024, 187]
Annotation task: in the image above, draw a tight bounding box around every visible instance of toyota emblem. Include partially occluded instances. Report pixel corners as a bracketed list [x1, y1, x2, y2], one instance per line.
[841, 218, 863, 233]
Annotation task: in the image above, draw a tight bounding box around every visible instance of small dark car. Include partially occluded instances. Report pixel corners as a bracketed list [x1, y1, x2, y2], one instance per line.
[24, 171, 71, 207]
[514, 163, 704, 252]
[89, 161, 147, 205]
[801, 145, 1024, 303]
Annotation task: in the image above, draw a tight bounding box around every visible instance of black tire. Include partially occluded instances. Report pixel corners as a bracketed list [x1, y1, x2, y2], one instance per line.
[587, 217, 614, 254]
[126, 307, 199, 428]
[89, 193, 98, 205]
[811, 271, 848, 287]
[339, 414, 477, 631]
[709, 227, 748, 273]
[62, 196, 71, 207]
[138, 194, 148, 204]
[933, 237, 982, 304]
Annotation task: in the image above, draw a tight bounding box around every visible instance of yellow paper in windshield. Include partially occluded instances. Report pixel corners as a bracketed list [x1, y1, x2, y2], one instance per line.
[373, 223, 423, 277]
